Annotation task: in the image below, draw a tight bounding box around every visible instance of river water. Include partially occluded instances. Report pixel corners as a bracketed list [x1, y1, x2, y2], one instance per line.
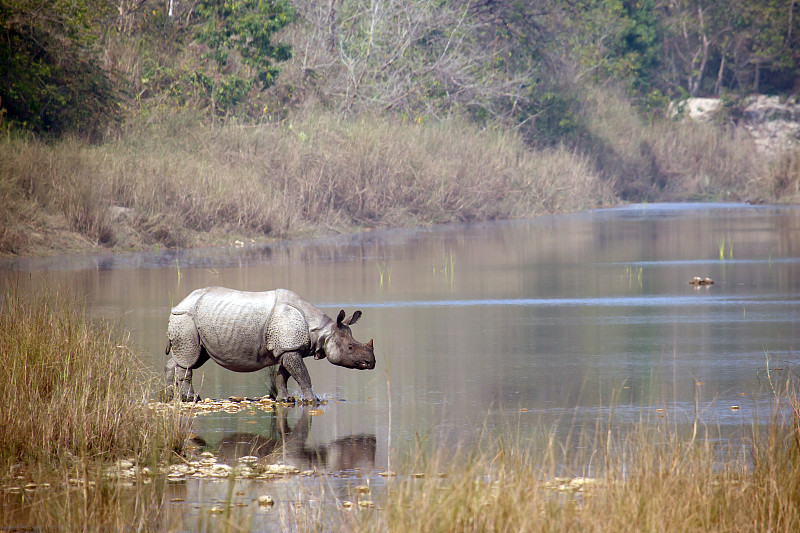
[3, 203, 799, 528]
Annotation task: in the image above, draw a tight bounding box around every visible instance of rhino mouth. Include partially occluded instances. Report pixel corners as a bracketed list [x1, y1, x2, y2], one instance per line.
[356, 360, 375, 370]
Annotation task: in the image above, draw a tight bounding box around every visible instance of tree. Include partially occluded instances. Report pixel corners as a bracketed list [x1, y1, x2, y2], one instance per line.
[732, 0, 797, 93]
[658, 0, 798, 97]
[0, 0, 118, 138]
[193, 0, 294, 116]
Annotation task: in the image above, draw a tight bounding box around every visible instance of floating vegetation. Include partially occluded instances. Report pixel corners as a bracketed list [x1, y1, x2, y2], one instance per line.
[257, 495, 275, 507]
[147, 396, 329, 417]
[104, 453, 304, 482]
[544, 477, 600, 493]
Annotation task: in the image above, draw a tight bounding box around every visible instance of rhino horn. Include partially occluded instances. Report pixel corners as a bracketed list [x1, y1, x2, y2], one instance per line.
[367, 339, 373, 350]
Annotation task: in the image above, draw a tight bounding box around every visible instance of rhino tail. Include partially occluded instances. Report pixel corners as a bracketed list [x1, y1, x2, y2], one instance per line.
[165, 339, 172, 356]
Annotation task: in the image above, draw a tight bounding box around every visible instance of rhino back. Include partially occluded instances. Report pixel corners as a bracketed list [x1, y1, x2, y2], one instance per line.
[193, 288, 279, 371]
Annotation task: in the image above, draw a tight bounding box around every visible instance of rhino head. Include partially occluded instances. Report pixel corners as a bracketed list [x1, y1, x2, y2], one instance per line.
[319, 310, 375, 370]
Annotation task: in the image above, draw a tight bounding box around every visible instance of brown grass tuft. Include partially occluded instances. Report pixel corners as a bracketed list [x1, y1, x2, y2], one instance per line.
[0, 288, 179, 467]
[0, 287, 186, 530]
[1, 111, 615, 254]
[581, 87, 766, 201]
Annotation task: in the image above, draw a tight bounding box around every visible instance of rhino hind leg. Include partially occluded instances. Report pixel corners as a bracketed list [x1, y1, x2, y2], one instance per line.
[164, 357, 201, 402]
[163, 311, 205, 402]
[167, 312, 203, 368]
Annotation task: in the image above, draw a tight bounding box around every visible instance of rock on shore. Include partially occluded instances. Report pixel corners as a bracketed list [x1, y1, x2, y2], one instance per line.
[672, 95, 800, 154]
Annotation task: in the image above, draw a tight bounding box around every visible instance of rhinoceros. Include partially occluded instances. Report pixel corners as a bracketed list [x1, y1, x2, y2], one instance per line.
[163, 287, 375, 403]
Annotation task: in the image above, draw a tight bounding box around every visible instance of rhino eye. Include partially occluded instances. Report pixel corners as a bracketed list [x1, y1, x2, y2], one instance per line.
[347, 344, 353, 351]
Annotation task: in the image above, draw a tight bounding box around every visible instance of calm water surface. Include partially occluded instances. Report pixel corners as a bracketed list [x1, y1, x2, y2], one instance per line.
[4, 203, 799, 529]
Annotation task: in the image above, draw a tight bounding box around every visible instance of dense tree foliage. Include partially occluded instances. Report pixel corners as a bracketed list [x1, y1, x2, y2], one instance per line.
[193, 0, 294, 115]
[0, 0, 797, 139]
[658, 0, 799, 96]
[0, 0, 118, 138]
[0, 0, 294, 135]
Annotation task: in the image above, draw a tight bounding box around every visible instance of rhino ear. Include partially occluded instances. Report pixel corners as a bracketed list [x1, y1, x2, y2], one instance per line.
[345, 310, 362, 326]
[336, 310, 346, 327]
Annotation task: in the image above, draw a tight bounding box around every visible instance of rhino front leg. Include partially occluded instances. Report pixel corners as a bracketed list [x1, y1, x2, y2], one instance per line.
[277, 351, 318, 404]
[164, 357, 200, 402]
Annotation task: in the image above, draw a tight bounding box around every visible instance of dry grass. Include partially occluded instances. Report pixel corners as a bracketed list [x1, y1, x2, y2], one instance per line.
[581, 87, 768, 201]
[0, 110, 614, 254]
[760, 150, 800, 202]
[0, 287, 184, 530]
[269, 373, 800, 533]
[0, 91, 793, 257]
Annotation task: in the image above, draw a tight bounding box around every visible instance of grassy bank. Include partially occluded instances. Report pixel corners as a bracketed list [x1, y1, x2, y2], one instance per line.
[0, 111, 614, 255]
[2, 99, 797, 257]
[0, 288, 184, 530]
[579, 88, 773, 201]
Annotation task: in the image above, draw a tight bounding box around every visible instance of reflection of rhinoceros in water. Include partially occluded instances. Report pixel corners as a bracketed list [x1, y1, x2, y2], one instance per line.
[202, 407, 377, 473]
[163, 287, 376, 402]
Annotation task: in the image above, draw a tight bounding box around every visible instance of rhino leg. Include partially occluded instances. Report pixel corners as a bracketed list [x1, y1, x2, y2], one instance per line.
[167, 312, 202, 369]
[276, 351, 318, 403]
[164, 357, 201, 402]
[164, 311, 205, 402]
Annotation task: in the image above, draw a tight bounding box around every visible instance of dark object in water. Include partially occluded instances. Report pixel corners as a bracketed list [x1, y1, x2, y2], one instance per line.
[689, 277, 714, 286]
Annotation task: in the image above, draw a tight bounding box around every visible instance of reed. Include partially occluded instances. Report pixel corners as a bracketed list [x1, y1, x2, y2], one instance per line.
[0, 286, 185, 530]
[581, 87, 766, 201]
[0, 110, 614, 254]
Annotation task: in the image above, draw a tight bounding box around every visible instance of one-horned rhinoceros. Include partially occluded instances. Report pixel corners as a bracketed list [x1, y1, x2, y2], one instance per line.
[163, 287, 375, 402]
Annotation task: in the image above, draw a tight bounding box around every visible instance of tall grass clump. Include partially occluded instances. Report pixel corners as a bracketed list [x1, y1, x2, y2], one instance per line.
[581, 87, 765, 201]
[0, 136, 115, 252]
[107, 111, 614, 234]
[395, 391, 799, 532]
[759, 149, 800, 202]
[0, 287, 184, 530]
[0, 110, 615, 254]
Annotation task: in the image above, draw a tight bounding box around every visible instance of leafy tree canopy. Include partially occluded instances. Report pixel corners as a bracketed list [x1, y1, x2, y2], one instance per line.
[0, 0, 117, 138]
[192, 0, 294, 115]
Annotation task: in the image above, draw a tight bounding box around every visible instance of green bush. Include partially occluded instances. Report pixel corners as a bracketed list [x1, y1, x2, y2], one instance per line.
[0, 0, 119, 139]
